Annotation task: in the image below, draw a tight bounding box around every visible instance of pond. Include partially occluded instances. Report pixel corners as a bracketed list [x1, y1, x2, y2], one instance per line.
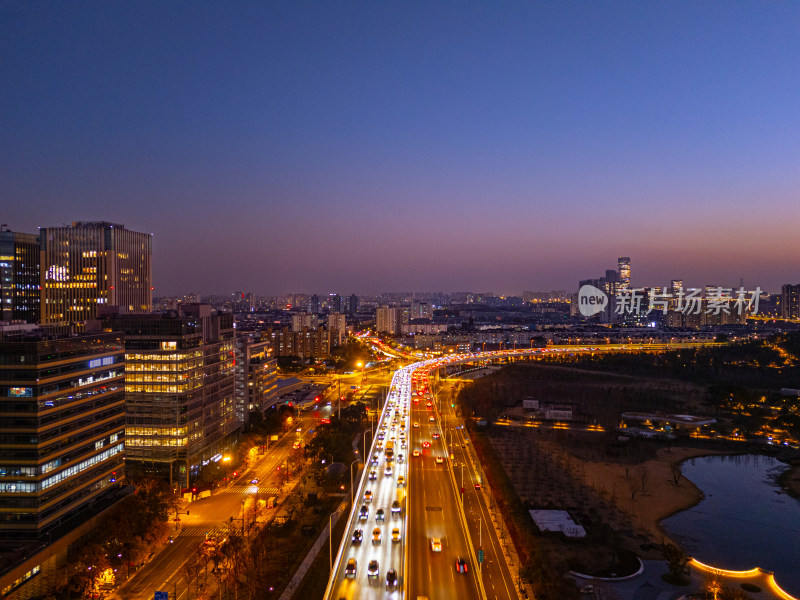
[661, 454, 800, 597]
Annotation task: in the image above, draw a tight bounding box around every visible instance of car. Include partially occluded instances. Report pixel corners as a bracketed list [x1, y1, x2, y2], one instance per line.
[385, 568, 398, 590]
[391, 527, 401, 542]
[250, 478, 259, 484]
[435, 456, 445, 465]
[401, 440, 407, 449]
[371, 454, 379, 466]
[367, 559, 380, 579]
[372, 527, 382, 544]
[384, 465, 393, 476]
[359, 505, 368, 520]
[293, 441, 301, 449]
[397, 454, 404, 463]
[427, 401, 432, 407]
[580, 585, 594, 594]
[391, 500, 401, 514]
[413, 422, 419, 428]
[345, 558, 357, 578]
[430, 537, 442, 552]
[455, 557, 468, 573]
[369, 469, 377, 480]
[432, 432, 440, 439]
[376, 508, 385, 521]
[422, 441, 431, 448]
[429, 416, 435, 421]
[352, 529, 363, 544]
[397, 476, 405, 487]
[412, 450, 420, 457]
[364, 490, 372, 503]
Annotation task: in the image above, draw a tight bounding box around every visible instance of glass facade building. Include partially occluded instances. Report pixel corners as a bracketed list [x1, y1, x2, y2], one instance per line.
[0, 229, 40, 324]
[39, 222, 152, 325]
[104, 304, 236, 489]
[0, 331, 125, 549]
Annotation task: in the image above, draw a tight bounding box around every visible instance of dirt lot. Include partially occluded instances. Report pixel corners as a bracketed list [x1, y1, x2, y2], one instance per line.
[486, 426, 725, 567]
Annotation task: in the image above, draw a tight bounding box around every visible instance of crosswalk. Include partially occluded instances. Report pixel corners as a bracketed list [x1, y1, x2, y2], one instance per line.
[223, 484, 280, 495]
[179, 524, 230, 538]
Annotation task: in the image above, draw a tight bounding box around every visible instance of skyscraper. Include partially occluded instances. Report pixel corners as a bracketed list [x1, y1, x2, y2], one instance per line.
[308, 294, 320, 315]
[781, 284, 800, 319]
[0, 329, 126, 549]
[39, 222, 152, 325]
[617, 257, 631, 290]
[0, 227, 40, 323]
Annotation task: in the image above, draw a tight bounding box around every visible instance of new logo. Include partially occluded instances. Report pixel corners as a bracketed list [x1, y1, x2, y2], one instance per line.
[578, 285, 608, 317]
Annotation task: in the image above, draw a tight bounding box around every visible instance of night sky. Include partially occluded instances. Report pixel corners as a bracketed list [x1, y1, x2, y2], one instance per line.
[3, 2, 799, 296]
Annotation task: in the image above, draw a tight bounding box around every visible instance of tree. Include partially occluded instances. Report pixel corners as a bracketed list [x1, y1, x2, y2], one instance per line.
[662, 543, 689, 584]
[671, 461, 684, 486]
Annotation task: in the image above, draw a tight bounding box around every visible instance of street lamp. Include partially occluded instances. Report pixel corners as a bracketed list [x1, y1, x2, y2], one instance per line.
[362, 429, 374, 461]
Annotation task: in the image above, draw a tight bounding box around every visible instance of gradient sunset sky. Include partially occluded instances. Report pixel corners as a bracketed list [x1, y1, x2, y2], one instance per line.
[3, 2, 799, 296]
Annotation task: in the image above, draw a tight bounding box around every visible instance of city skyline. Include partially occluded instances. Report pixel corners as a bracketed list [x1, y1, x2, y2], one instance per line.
[3, 2, 799, 295]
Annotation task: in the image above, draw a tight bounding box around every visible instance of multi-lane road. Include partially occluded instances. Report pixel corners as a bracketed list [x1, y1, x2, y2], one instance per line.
[324, 367, 412, 599]
[110, 402, 334, 600]
[326, 355, 519, 600]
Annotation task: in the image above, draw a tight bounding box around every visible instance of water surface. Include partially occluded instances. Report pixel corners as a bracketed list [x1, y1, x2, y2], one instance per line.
[662, 454, 800, 597]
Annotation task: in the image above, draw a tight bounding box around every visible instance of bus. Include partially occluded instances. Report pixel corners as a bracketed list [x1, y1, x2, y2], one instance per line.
[385, 440, 394, 460]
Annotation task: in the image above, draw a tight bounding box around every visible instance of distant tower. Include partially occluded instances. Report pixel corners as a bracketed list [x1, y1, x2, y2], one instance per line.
[618, 257, 631, 290]
[309, 294, 320, 314]
[347, 294, 359, 315]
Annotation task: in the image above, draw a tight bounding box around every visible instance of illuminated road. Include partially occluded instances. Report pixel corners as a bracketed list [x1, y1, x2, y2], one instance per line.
[110, 406, 331, 600]
[325, 367, 413, 600]
[325, 343, 713, 599]
[406, 381, 483, 600]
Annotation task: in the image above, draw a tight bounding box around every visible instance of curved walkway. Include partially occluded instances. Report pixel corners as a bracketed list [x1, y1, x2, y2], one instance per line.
[570, 559, 793, 600]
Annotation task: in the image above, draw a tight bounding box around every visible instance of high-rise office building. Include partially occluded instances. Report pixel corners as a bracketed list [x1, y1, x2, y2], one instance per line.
[39, 222, 152, 325]
[103, 304, 236, 488]
[617, 257, 631, 290]
[0, 329, 126, 550]
[0, 228, 40, 323]
[781, 284, 800, 319]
